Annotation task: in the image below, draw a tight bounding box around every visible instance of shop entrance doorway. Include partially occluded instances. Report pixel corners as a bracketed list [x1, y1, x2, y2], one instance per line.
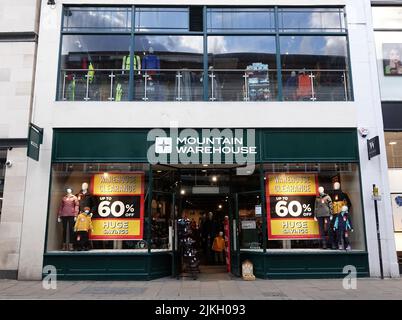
[152, 165, 263, 280]
[178, 193, 231, 279]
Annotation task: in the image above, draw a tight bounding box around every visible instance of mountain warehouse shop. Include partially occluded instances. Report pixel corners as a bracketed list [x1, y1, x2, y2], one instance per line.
[44, 128, 369, 280]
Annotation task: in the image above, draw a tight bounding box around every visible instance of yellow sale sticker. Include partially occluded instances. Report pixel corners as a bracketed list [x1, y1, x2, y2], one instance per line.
[269, 219, 320, 239]
[267, 173, 317, 196]
[92, 173, 143, 196]
[90, 219, 142, 240]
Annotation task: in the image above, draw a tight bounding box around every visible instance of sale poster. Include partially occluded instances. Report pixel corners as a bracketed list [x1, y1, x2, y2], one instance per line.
[90, 172, 144, 240]
[266, 173, 320, 240]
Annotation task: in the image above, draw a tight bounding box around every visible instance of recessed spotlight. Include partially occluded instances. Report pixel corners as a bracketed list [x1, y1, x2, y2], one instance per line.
[203, 164, 209, 167]
[218, 204, 223, 209]
[157, 170, 162, 173]
[389, 141, 398, 145]
[212, 176, 218, 182]
[180, 189, 186, 195]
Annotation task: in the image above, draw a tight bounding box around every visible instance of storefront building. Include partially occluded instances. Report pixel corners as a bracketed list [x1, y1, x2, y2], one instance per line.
[16, 0, 399, 280]
[0, 0, 40, 279]
[372, 2, 402, 273]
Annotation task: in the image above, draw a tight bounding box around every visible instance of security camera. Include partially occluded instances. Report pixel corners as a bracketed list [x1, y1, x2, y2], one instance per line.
[5, 160, 12, 168]
[359, 128, 369, 138]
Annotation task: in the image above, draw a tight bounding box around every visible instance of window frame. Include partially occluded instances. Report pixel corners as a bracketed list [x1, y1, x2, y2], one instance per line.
[57, 5, 353, 102]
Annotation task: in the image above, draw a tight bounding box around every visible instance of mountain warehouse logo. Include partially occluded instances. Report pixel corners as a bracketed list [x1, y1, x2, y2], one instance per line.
[148, 128, 257, 175]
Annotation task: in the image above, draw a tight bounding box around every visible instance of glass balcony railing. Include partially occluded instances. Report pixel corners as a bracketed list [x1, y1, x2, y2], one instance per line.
[58, 68, 352, 102]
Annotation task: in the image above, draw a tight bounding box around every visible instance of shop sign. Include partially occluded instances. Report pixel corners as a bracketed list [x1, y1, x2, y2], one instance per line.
[241, 220, 256, 229]
[367, 136, 380, 160]
[90, 172, 144, 240]
[266, 173, 320, 239]
[148, 128, 257, 175]
[27, 123, 43, 161]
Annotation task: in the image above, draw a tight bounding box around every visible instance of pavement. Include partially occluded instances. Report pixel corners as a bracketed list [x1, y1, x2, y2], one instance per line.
[1, 268, 402, 300]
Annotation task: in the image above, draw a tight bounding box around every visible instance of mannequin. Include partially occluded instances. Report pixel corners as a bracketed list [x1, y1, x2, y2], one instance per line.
[296, 68, 312, 100]
[142, 46, 160, 76]
[74, 206, 93, 251]
[314, 186, 333, 249]
[328, 182, 352, 249]
[333, 205, 353, 250]
[76, 182, 95, 214]
[58, 188, 79, 251]
[201, 212, 217, 264]
[284, 70, 298, 101]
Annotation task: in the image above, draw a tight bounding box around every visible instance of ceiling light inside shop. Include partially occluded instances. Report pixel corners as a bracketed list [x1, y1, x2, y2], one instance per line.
[212, 176, 218, 182]
[180, 189, 186, 195]
[389, 141, 398, 145]
[218, 204, 223, 209]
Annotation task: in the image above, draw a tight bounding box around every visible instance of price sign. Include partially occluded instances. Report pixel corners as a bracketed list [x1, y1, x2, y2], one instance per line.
[90, 173, 144, 240]
[266, 173, 320, 239]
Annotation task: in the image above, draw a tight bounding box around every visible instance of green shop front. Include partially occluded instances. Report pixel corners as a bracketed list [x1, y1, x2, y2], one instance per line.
[43, 128, 369, 280]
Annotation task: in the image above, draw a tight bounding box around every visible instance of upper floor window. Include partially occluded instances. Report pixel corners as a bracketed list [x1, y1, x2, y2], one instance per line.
[135, 7, 189, 32]
[58, 6, 352, 102]
[207, 8, 275, 32]
[372, 6, 402, 29]
[63, 7, 132, 32]
[278, 8, 346, 32]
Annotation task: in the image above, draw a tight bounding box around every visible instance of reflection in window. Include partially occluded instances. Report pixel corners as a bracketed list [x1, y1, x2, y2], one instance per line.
[385, 132, 402, 168]
[63, 7, 131, 32]
[372, 7, 402, 29]
[59, 35, 130, 101]
[278, 8, 345, 32]
[280, 36, 350, 101]
[207, 8, 274, 32]
[135, 7, 189, 31]
[264, 163, 365, 251]
[46, 163, 150, 252]
[208, 36, 277, 101]
[134, 35, 204, 101]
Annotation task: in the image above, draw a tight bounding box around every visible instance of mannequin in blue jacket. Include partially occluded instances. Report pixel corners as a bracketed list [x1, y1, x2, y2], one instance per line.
[333, 205, 353, 251]
[142, 47, 160, 75]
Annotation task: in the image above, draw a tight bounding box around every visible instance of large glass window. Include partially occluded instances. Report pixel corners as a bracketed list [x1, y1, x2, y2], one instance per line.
[280, 36, 350, 101]
[59, 35, 130, 101]
[372, 6, 402, 29]
[372, 6, 402, 101]
[207, 8, 275, 32]
[58, 5, 352, 102]
[63, 7, 132, 32]
[46, 163, 150, 252]
[208, 36, 277, 101]
[264, 163, 365, 251]
[135, 7, 189, 32]
[133, 35, 204, 101]
[278, 8, 346, 32]
[385, 132, 402, 168]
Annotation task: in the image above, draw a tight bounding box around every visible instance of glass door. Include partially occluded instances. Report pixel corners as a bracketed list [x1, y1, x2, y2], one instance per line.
[150, 191, 177, 276]
[233, 191, 264, 276]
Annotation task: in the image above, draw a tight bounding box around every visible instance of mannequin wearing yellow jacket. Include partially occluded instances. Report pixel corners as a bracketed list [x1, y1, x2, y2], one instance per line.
[74, 206, 93, 251]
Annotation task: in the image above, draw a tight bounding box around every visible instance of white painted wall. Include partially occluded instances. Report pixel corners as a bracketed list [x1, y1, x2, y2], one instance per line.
[17, 0, 399, 279]
[0, 148, 28, 271]
[0, 0, 40, 34]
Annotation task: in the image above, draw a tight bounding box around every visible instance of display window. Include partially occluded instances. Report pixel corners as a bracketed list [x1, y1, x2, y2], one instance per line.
[263, 163, 366, 251]
[385, 132, 402, 168]
[46, 163, 150, 252]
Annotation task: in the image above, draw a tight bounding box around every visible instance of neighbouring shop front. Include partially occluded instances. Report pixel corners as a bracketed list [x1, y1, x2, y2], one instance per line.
[43, 128, 369, 280]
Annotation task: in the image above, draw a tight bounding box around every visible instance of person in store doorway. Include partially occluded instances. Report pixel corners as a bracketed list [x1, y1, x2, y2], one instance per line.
[212, 231, 226, 265]
[201, 212, 217, 264]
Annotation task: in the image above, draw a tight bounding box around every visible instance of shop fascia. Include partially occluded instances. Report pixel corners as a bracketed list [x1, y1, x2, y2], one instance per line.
[147, 128, 257, 174]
